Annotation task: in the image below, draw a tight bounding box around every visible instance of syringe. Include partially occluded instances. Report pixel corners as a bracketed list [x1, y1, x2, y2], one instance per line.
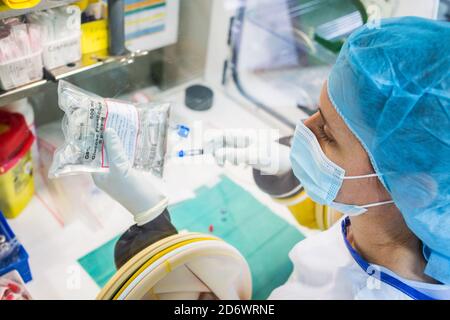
[176, 149, 204, 157]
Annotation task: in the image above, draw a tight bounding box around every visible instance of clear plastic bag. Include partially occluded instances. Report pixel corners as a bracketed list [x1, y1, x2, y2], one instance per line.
[49, 80, 171, 178]
[0, 215, 20, 265]
[27, 5, 82, 70]
[0, 20, 43, 90]
[0, 237, 20, 263]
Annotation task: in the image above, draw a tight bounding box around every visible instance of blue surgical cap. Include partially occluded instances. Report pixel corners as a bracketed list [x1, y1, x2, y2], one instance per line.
[328, 17, 450, 284]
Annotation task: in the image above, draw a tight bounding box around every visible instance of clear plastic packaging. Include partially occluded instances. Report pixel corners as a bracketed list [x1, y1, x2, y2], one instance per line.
[37, 121, 125, 228]
[0, 19, 43, 90]
[0, 270, 32, 300]
[27, 5, 82, 70]
[42, 31, 81, 70]
[0, 236, 19, 262]
[0, 214, 20, 263]
[0, 50, 43, 90]
[49, 80, 171, 178]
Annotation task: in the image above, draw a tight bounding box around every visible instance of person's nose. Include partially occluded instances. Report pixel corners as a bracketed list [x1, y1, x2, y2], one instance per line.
[302, 112, 327, 150]
[303, 112, 322, 136]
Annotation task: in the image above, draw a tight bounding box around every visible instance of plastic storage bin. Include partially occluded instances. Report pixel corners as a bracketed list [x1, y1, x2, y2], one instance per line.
[0, 111, 35, 218]
[1, 0, 40, 9]
[0, 51, 43, 90]
[42, 32, 82, 70]
[0, 212, 32, 283]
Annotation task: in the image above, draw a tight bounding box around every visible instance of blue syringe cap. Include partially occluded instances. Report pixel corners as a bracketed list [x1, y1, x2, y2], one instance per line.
[177, 125, 190, 138]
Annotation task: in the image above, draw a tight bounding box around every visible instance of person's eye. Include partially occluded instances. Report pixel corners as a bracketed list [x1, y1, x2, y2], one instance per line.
[317, 124, 335, 144]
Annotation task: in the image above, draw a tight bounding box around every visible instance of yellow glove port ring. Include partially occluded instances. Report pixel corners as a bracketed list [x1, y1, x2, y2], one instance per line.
[97, 233, 252, 300]
[273, 191, 342, 230]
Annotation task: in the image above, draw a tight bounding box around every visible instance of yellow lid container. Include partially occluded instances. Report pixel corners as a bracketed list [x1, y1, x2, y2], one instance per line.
[0, 151, 34, 218]
[274, 190, 342, 230]
[0, 111, 35, 219]
[1, 0, 40, 10]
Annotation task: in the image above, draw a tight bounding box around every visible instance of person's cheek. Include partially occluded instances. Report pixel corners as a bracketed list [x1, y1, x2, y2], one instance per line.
[322, 144, 342, 167]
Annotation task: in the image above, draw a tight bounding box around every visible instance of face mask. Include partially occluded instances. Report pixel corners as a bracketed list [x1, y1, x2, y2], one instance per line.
[290, 121, 393, 216]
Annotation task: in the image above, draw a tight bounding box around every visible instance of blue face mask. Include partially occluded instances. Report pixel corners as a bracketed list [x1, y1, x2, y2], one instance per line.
[290, 121, 394, 216]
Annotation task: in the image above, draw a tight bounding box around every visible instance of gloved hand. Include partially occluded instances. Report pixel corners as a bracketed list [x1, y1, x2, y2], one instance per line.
[92, 128, 168, 226]
[204, 129, 291, 175]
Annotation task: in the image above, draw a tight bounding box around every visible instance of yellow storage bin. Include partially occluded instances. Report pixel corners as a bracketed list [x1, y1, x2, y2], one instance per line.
[81, 19, 108, 54]
[74, 0, 100, 11]
[0, 111, 35, 219]
[1, 0, 40, 9]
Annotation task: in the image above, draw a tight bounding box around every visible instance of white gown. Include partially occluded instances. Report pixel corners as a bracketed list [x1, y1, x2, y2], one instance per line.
[269, 217, 450, 300]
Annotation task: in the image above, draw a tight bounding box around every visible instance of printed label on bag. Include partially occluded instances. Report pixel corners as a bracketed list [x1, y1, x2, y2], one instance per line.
[101, 99, 139, 167]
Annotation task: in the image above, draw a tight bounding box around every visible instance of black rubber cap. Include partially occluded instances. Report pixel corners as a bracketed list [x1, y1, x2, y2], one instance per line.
[185, 85, 214, 111]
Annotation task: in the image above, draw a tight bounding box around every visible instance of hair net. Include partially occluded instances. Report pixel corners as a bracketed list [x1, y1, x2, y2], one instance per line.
[327, 17, 450, 284]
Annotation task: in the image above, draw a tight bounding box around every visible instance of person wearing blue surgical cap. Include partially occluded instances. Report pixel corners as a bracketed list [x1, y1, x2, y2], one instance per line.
[269, 16, 450, 300]
[93, 16, 449, 300]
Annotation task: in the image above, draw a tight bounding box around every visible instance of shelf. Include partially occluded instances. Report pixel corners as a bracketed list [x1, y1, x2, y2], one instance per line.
[0, 79, 48, 105]
[0, 49, 152, 106]
[0, 0, 78, 19]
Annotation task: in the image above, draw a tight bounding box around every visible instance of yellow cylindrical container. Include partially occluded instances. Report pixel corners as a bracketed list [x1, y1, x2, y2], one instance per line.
[0, 110, 35, 219]
[273, 190, 319, 229]
[274, 190, 342, 230]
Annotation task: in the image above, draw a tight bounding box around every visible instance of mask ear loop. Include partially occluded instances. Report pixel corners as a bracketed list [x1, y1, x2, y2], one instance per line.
[342, 173, 394, 208]
[343, 173, 379, 179]
[361, 199, 395, 208]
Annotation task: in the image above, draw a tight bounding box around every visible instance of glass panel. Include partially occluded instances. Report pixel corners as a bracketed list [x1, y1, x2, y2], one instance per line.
[225, 0, 369, 126]
[27, 0, 213, 127]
